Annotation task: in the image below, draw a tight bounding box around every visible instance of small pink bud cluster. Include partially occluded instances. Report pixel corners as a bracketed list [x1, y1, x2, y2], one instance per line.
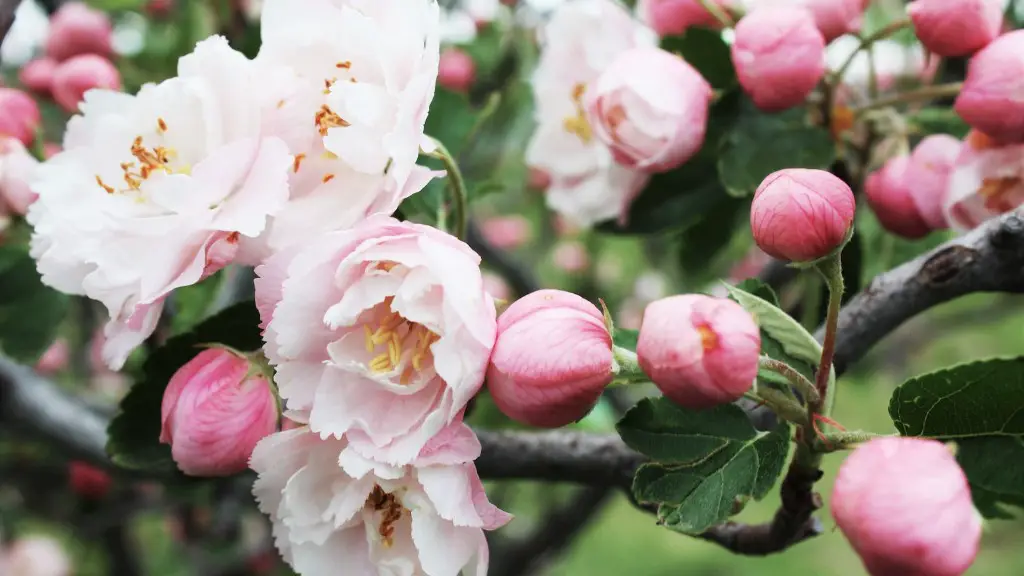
[19, 3, 121, 113]
[487, 290, 614, 427]
[955, 30, 1024, 145]
[866, 135, 958, 238]
[908, 0, 1004, 57]
[0, 138, 42, 223]
[832, 437, 981, 576]
[160, 348, 278, 476]
[731, 7, 826, 112]
[751, 169, 856, 262]
[637, 294, 760, 409]
[0, 89, 41, 148]
[638, 0, 733, 36]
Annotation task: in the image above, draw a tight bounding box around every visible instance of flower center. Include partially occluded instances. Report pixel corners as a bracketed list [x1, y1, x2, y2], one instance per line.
[697, 324, 718, 351]
[562, 83, 592, 144]
[978, 177, 1023, 212]
[95, 118, 188, 195]
[366, 485, 404, 549]
[361, 292, 440, 385]
[315, 104, 351, 137]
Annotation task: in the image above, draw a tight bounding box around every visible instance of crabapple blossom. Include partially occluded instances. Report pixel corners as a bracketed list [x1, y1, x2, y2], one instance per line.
[0, 88, 41, 147]
[482, 271, 512, 302]
[50, 54, 122, 113]
[742, 0, 869, 41]
[28, 36, 293, 369]
[637, 294, 760, 409]
[832, 437, 981, 576]
[161, 348, 278, 476]
[908, 0, 1004, 57]
[731, 7, 825, 112]
[945, 130, 1024, 230]
[480, 214, 531, 249]
[585, 46, 712, 173]
[903, 135, 959, 231]
[955, 30, 1024, 144]
[255, 216, 496, 465]
[0, 138, 41, 217]
[44, 2, 113, 62]
[4, 536, 71, 576]
[487, 290, 613, 427]
[638, 0, 734, 36]
[750, 168, 855, 262]
[251, 424, 510, 576]
[438, 48, 476, 93]
[19, 58, 57, 95]
[865, 155, 932, 239]
[525, 0, 654, 226]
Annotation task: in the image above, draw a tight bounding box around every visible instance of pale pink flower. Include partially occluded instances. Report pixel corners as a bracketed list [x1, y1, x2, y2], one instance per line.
[251, 424, 511, 576]
[487, 290, 612, 427]
[585, 46, 712, 173]
[903, 135, 959, 231]
[832, 437, 980, 576]
[865, 155, 932, 239]
[638, 0, 734, 36]
[944, 130, 1024, 231]
[44, 2, 113, 62]
[482, 271, 512, 302]
[750, 168, 855, 262]
[731, 6, 825, 112]
[28, 36, 293, 369]
[0, 88, 41, 147]
[480, 214, 531, 249]
[525, 0, 654, 227]
[0, 138, 41, 216]
[954, 30, 1024, 144]
[4, 536, 71, 576]
[161, 348, 278, 476]
[638, 294, 760, 409]
[255, 216, 496, 465]
[19, 58, 57, 96]
[908, 0, 1003, 57]
[50, 54, 122, 113]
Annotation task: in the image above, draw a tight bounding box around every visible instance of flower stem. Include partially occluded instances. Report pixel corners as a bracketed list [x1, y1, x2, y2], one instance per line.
[852, 82, 964, 116]
[812, 253, 843, 416]
[831, 19, 912, 85]
[748, 386, 810, 428]
[759, 357, 819, 405]
[424, 138, 468, 241]
[816, 430, 887, 452]
[698, 0, 734, 27]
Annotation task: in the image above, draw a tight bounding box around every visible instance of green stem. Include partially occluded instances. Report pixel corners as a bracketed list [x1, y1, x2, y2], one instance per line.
[759, 357, 819, 405]
[800, 271, 821, 332]
[817, 430, 887, 452]
[852, 82, 964, 116]
[812, 253, 844, 416]
[697, 0, 734, 27]
[831, 19, 912, 86]
[749, 386, 810, 428]
[424, 138, 468, 240]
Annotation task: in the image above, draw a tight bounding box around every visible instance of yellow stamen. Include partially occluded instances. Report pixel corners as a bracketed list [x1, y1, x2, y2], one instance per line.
[363, 324, 374, 352]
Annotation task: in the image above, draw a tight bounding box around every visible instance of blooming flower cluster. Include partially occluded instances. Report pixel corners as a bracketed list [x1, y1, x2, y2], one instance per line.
[24, 0, 511, 574]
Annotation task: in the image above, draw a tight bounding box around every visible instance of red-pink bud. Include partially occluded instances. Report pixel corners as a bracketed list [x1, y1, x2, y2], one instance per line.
[731, 7, 825, 112]
[68, 461, 112, 499]
[19, 58, 58, 96]
[0, 138, 40, 215]
[831, 437, 981, 576]
[638, 0, 733, 36]
[160, 348, 278, 476]
[586, 47, 712, 173]
[0, 89, 40, 147]
[51, 54, 122, 113]
[45, 2, 113, 62]
[903, 134, 959, 230]
[908, 0, 1003, 57]
[146, 0, 174, 18]
[751, 168, 855, 262]
[35, 338, 70, 376]
[552, 240, 590, 273]
[797, 0, 870, 42]
[955, 30, 1024, 144]
[527, 167, 551, 192]
[637, 294, 760, 409]
[865, 155, 931, 239]
[486, 290, 613, 427]
[480, 215, 531, 249]
[438, 48, 476, 94]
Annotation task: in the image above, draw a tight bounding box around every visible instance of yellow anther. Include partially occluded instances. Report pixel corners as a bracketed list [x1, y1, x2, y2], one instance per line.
[364, 324, 374, 352]
[157, 117, 168, 132]
[370, 353, 392, 373]
[293, 153, 306, 173]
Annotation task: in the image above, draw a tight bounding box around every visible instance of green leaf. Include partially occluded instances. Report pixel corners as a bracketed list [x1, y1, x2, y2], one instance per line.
[718, 102, 836, 197]
[0, 245, 69, 363]
[734, 278, 779, 307]
[907, 107, 971, 139]
[613, 328, 639, 352]
[888, 357, 1024, 517]
[618, 398, 791, 534]
[676, 195, 748, 275]
[725, 284, 822, 368]
[660, 28, 736, 90]
[106, 302, 263, 475]
[170, 270, 226, 336]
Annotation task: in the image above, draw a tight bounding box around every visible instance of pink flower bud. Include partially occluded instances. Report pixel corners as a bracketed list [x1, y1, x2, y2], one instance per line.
[51, 54, 122, 113]
[480, 214, 531, 249]
[639, 0, 733, 36]
[865, 155, 931, 239]
[160, 348, 278, 476]
[5, 537, 71, 576]
[731, 7, 826, 112]
[146, 0, 174, 17]
[0, 88, 40, 147]
[0, 138, 40, 215]
[831, 437, 981, 576]
[908, 0, 1003, 57]
[552, 240, 590, 273]
[438, 48, 476, 94]
[586, 47, 712, 173]
[751, 168, 856, 262]
[486, 290, 613, 427]
[68, 460, 112, 499]
[482, 271, 512, 302]
[903, 134, 959, 230]
[955, 30, 1024, 144]
[798, 0, 870, 42]
[19, 58, 58, 96]
[637, 294, 760, 409]
[528, 167, 551, 191]
[44, 2, 113, 62]
[35, 338, 70, 375]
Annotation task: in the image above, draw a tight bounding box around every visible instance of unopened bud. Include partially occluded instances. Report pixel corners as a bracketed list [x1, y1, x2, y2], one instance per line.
[51, 54, 122, 113]
[0, 88, 41, 147]
[955, 30, 1024, 144]
[45, 2, 113, 62]
[865, 156, 931, 239]
[639, 0, 733, 36]
[908, 0, 1003, 57]
[438, 48, 476, 94]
